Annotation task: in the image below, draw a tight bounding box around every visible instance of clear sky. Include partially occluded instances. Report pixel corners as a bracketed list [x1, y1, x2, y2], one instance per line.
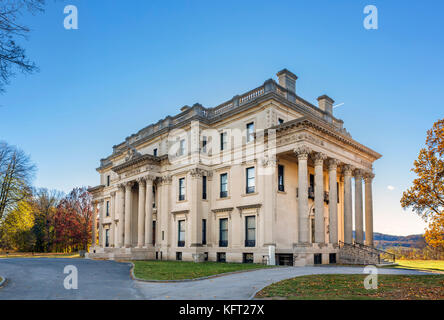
[1, 0, 443, 236]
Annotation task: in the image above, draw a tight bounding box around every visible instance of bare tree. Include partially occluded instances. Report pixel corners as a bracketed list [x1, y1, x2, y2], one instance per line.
[0, 0, 45, 93]
[0, 141, 36, 221]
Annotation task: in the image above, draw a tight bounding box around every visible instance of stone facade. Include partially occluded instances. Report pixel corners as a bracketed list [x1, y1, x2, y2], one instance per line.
[86, 69, 381, 266]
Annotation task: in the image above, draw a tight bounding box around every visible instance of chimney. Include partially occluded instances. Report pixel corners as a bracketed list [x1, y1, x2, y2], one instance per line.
[276, 69, 297, 93]
[317, 95, 334, 122]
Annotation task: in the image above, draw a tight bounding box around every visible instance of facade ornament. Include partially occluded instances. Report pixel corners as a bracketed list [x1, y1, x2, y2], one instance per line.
[261, 155, 277, 167]
[364, 171, 375, 182]
[354, 169, 363, 179]
[125, 181, 135, 188]
[110, 191, 116, 197]
[125, 141, 142, 161]
[190, 168, 205, 178]
[160, 175, 172, 185]
[144, 174, 157, 183]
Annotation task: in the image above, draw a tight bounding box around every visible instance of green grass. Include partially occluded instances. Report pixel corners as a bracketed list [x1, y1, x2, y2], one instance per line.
[0, 252, 81, 259]
[133, 260, 272, 280]
[392, 260, 444, 273]
[255, 274, 444, 300]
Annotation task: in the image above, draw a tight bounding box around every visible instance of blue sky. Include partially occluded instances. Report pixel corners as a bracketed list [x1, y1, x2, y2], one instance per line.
[1, 0, 443, 235]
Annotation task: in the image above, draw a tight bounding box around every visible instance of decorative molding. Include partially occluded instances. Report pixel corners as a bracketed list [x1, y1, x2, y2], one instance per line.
[313, 152, 327, 166]
[342, 164, 354, 176]
[294, 146, 311, 160]
[171, 209, 189, 215]
[327, 158, 340, 170]
[211, 207, 234, 213]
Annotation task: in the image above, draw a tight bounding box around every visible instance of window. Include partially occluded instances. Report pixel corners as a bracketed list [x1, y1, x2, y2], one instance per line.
[246, 167, 255, 194]
[220, 173, 228, 198]
[337, 182, 340, 203]
[278, 118, 284, 125]
[106, 175, 110, 186]
[243, 253, 254, 263]
[178, 220, 185, 247]
[202, 219, 207, 245]
[152, 221, 156, 245]
[179, 139, 186, 156]
[217, 252, 226, 262]
[220, 132, 227, 151]
[105, 229, 109, 247]
[179, 177, 185, 201]
[153, 185, 156, 208]
[106, 201, 110, 217]
[278, 165, 285, 191]
[162, 230, 164, 241]
[153, 148, 158, 156]
[176, 252, 182, 260]
[309, 174, 315, 199]
[246, 122, 254, 143]
[314, 253, 322, 265]
[204, 252, 208, 261]
[245, 216, 256, 247]
[202, 175, 207, 200]
[202, 136, 207, 153]
[329, 253, 337, 264]
[219, 218, 228, 247]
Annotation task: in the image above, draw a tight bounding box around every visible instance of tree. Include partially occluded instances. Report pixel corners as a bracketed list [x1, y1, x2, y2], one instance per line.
[31, 188, 62, 252]
[0, 198, 35, 251]
[0, 0, 44, 93]
[401, 119, 444, 251]
[0, 141, 35, 221]
[54, 187, 93, 252]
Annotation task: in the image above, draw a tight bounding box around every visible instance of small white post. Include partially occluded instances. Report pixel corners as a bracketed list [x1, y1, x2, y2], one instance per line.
[268, 245, 276, 265]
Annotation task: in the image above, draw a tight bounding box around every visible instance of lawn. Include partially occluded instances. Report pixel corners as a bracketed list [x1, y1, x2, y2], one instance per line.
[255, 274, 444, 300]
[132, 260, 272, 280]
[393, 260, 444, 273]
[0, 252, 81, 259]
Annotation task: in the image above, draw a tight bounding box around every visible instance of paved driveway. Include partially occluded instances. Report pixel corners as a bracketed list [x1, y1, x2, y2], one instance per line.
[0, 258, 432, 300]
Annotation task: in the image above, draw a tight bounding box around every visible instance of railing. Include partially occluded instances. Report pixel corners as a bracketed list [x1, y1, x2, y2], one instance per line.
[339, 241, 396, 264]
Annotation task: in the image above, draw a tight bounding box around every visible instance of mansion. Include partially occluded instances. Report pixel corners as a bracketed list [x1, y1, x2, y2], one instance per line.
[87, 69, 381, 266]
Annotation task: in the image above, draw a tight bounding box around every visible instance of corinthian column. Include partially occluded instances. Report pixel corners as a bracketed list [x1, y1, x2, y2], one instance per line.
[295, 146, 310, 243]
[124, 181, 134, 248]
[116, 184, 125, 248]
[314, 152, 326, 244]
[110, 191, 116, 247]
[328, 159, 339, 244]
[354, 169, 364, 244]
[137, 178, 146, 248]
[364, 173, 375, 246]
[343, 164, 353, 244]
[91, 201, 97, 249]
[98, 200, 104, 247]
[145, 176, 155, 247]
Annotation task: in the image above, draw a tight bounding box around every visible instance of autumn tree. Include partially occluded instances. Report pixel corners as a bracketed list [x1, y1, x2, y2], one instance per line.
[54, 187, 93, 252]
[401, 119, 444, 252]
[31, 188, 62, 252]
[0, 0, 45, 92]
[0, 141, 35, 221]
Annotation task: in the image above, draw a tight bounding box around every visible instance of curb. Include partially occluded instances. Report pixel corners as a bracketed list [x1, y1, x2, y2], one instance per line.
[129, 262, 281, 283]
[0, 276, 6, 288]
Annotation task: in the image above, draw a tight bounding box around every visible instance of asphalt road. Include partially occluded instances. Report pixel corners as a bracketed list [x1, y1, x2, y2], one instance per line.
[0, 258, 432, 300]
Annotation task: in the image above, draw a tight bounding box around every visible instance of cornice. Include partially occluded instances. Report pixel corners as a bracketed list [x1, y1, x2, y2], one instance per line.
[111, 154, 163, 174]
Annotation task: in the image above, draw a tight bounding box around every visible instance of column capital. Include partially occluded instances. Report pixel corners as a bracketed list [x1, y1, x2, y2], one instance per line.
[313, 152, 327, 166]
[364, 171, 375, 182]
[159, 175, 172, 185]
[190, 167, 206, 178]
[110, 191, 116, 197]
[117, 183, 126, 190]
[354, 169, 364, 179]
[294, 146, 311, 160]
[144, 174, 157, 184]
[342, 164, 354, 176]
[327, 158, 340, 170]
[125, 181, 135, 189]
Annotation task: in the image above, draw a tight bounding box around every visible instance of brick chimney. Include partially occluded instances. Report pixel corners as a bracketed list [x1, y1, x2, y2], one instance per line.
[317, 94, 334, 115]
[276, 69, 297, 93]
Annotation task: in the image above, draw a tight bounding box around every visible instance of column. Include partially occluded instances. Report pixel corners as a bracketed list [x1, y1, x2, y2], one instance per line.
[98, 200, 104, 247]
[262, 157, 277, 248]
[110, 192, 116, 247]
[343, 165, 353, 244]
[124, 181, 133, 248]
[314, 152, 326, 243]
[137, 178, 146, 248]
[364, 173, 375, 246]
[354, 170, 364, 244]
[295, 146, 310, 243]
[190, 168, 203, 247]
[144, 176, 155, 247]
[117, 184, 125, 248]
[91, 201, 97, 249]
[327, 159, 339, 244]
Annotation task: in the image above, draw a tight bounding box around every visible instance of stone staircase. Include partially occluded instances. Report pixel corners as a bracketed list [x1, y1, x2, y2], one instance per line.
[338, 241, 395, 265]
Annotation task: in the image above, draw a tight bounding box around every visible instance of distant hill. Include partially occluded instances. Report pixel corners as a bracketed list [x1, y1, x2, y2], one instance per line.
[352, 231, 426, 249]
